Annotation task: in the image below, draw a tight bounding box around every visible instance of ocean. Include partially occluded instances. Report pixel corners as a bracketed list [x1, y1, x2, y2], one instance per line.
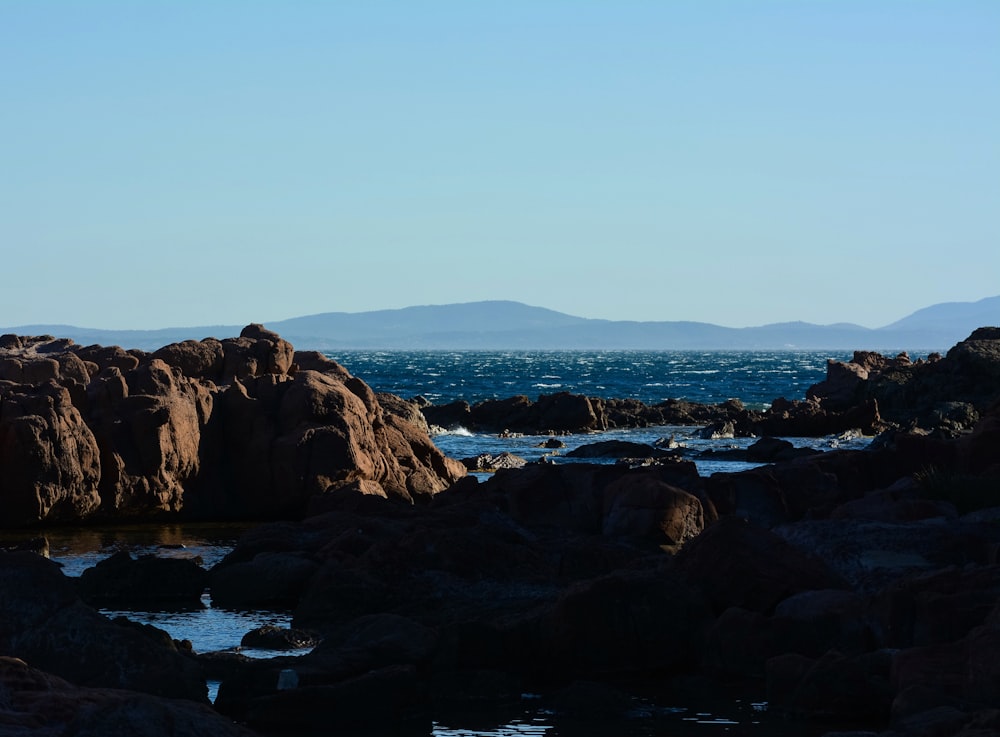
[325, 349, 879, 477]
[323, 349, 857, 409]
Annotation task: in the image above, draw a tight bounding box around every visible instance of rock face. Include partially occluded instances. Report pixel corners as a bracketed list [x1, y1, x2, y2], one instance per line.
[0, 325, 466, 525]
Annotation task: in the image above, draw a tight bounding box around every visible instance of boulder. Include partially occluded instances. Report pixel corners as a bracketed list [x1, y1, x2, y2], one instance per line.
[461, 452, 528, 471]
[240, 625, 320, 651]
[209, 551, 320, 609]
[601, 474, 704, 544]
[78, 551, 208, 609]
[565, 439, 668, 459]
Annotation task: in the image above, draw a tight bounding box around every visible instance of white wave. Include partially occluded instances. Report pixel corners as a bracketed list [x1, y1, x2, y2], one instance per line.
[432, 426, 474, 437]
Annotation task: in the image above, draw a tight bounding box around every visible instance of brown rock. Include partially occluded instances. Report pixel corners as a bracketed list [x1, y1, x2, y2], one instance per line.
[152, 338, 225, 380]
[602, 474, 704, 544]
[0, 380, 102, 525]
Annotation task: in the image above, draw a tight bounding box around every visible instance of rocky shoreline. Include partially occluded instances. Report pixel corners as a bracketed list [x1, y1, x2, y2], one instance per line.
[2, 327, 1000, 735]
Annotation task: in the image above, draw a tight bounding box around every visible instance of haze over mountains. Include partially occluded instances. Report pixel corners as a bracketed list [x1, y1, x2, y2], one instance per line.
[4, 296, 999, 352]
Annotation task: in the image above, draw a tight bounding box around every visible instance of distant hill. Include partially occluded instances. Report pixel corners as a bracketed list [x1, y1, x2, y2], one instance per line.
[3, 297, 999, 352]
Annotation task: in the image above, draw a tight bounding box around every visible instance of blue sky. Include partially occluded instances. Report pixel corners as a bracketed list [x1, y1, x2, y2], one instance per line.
[2, 1, 997, 330]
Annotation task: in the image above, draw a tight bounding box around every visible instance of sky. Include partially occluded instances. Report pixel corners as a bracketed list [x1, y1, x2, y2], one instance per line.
[2, 1, 997, 330]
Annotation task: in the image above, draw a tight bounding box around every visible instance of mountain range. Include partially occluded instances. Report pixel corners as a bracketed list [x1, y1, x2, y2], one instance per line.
[4, 296, 999, 352]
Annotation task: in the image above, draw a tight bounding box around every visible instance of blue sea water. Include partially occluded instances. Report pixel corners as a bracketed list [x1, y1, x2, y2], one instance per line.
[323, 349, 854, 410]
[324, 349, 877, 478]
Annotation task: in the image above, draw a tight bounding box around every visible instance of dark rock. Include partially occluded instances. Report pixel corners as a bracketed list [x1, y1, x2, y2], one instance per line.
[0, 552, 206, 700]
[240, 664, 429, 734]
[673, 516, 848, 614]
[601, 473, 704, 544]
[766, 650, 892, 721]
[532, 569, 712, 678]
[565, 439, 668, 459]
[872, 564, 1000, 649]
[209, 551, 320, 609]
[240, 625, 320, 651]
[78, 551, 208, 609]
[537, 437, 566, 448]
[747, 436, 822, 462]
[461, 451, 528, 471]
[772, 517, 989, 595]
[0, 656, 255, 737]
[549, 679, 636, 719]
[890, 619, 1000, 719]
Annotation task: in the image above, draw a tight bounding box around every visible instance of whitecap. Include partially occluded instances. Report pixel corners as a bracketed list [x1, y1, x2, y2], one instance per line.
[432, 426, 474, 437]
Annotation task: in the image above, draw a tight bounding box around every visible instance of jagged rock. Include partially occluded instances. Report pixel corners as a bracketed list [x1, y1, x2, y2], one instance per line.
[0, 380, 102, 525]
[0, 326, 466, 525]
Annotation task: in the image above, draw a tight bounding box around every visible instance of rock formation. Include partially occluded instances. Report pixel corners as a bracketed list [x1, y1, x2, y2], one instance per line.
[0, 325, 466, 526]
